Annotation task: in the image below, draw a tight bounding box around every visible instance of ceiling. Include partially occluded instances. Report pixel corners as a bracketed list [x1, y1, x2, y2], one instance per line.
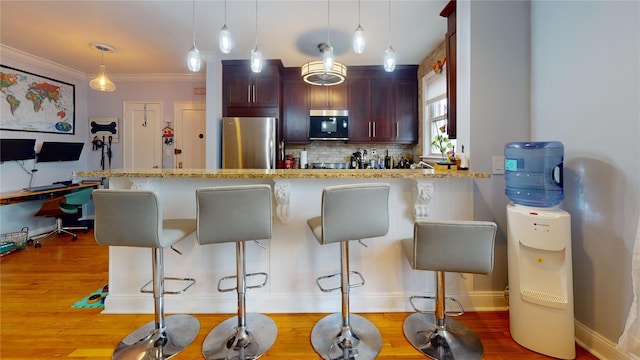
[0, 0, 447, 78]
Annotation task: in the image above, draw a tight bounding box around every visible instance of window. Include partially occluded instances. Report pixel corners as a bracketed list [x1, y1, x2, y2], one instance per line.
[422, 70, 455, 158]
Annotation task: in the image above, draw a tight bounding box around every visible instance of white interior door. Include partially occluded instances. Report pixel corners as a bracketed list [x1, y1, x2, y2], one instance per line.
[123, 102, 162, 168]
[174, 101, 206, 169]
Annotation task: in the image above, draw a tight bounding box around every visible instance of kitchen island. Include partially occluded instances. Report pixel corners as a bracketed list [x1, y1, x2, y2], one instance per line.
[79, 168, 502, 315]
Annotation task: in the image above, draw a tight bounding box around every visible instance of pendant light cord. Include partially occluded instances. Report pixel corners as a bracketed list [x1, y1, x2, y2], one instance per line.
[388, 0, 392, 47]
[255, 0, 259, 46]
[358, 0, 361, 25]
[224, 0, 227, 24]
[327, 0, 331, 45]
[191, 0, 196, 46]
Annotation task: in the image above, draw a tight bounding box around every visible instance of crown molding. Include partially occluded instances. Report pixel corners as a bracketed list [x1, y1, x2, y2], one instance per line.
[1, 44, 86, 80]
[1, 44, 206, 83]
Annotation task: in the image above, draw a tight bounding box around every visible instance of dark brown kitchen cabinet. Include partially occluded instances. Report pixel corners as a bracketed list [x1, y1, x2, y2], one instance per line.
[309, 83, 348, 110]
[282, 68, 309, 143]
[347, 77, 372, 143]
[394, 79, 418, 143]
[441, 0, 456, 139]
[347, 66, 418, 144]
[222, 60, 282, 117]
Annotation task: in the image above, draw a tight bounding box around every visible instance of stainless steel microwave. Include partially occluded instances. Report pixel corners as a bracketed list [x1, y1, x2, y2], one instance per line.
[309, 110, 349, 140]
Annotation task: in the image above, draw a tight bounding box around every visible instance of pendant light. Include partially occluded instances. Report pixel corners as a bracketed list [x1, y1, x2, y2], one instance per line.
[187, 0, 201, 72]
[353, 0, 365, 54]
[384, 0, 396, 72]
[219, 0, 232, 54]
[323, 0, 334, 72]
[250, 0, 263, 73]
[89, 43, 116, 92]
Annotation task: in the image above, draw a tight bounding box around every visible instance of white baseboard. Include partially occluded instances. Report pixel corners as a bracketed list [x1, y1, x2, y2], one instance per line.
[575, 321, 634, 360]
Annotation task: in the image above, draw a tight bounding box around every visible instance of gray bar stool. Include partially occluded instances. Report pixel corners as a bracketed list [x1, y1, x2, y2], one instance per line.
[306, 183, 390, 360]
[196, 184, 277, 360]
[401, 220, 497, 359]
[92, 189, 200, 360]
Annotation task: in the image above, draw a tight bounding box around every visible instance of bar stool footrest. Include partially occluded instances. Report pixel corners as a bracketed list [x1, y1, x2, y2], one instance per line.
[140, 277, 196, 295]
[409, 295, 465, 316]
[316, 270, 365, 293]
[217, 272, 269, 292]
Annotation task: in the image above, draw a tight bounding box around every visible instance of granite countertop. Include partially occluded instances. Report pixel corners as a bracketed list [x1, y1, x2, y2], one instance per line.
[78, 168, 490, 179]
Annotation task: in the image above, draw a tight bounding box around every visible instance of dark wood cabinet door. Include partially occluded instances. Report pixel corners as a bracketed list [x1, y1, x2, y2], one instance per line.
[225, 70, 252, 108]
[441, 0, 457, 139]
[253, 66, 280, 107]
[282, 76, 309, 143]
[309, 84, 348, 109]
[394, 79, 418, 143]
[371, 79, 394, 141]
[348, 78, 372, 143]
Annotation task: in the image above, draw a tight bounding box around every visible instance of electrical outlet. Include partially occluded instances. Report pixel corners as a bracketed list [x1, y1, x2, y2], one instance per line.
[492, 156, 505, 174]
[371, 148, 376, 156]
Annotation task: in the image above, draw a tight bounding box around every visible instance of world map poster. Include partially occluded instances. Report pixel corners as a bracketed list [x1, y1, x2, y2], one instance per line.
[0, 65, 75, 134]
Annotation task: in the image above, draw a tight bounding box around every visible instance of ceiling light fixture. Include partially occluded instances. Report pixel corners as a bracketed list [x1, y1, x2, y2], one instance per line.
[219, 0, 232, 54]
[301, 43, 347, 87]
[250, 0, 263, 73]
[384, 0, 396, 72]
[353, 0, 365, 54]
[187, 0, 201, 72]
[89, 43, 116, 92]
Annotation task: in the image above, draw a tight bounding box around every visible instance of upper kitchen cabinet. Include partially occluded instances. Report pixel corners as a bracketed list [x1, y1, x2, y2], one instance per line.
[348, 66, 418, 144]
[282, 68, 310, 143]
[309, 83, 348, 110]
[440, 0, 456, 139]
[223, 60, 283, 118]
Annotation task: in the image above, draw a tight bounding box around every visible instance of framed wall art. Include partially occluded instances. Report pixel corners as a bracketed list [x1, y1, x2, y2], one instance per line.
[0, 65, 76, 134]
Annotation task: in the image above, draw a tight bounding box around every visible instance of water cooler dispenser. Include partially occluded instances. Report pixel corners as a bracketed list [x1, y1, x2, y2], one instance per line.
[505, 141, 576, 359]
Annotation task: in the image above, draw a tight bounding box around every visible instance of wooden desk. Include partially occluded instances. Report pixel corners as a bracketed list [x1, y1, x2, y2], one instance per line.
[0, 182, 101, 205]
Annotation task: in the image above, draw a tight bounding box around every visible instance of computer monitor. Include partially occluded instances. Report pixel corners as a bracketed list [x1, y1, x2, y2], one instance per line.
[0, 138, 36, 162]
[36, 142, 84, 162]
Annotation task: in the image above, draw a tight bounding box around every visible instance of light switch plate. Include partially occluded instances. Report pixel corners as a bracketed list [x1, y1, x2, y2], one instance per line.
[492, 156, 505, 174]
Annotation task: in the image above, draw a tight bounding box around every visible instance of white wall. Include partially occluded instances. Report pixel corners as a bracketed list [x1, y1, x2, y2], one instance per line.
[531, 0, 640, 344]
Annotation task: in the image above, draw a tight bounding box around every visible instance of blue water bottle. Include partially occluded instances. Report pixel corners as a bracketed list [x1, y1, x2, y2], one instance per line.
[504, 141, 564, 207]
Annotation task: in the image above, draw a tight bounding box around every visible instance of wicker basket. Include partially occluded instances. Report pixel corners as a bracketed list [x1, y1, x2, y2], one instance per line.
[0, 227, 29, 256]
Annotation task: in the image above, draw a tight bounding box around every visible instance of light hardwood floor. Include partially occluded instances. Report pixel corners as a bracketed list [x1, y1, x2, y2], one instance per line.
[0, 229, 597, 359]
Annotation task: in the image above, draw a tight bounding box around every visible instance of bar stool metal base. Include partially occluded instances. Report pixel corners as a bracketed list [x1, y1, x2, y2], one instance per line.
[113, 314, 200, 360]
[311, 313, 382, 360]
[202, 313, 278, 360]
[403, 313, 483, 360]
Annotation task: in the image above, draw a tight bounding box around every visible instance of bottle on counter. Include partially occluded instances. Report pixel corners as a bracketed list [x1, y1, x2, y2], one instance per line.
[384, 150, 391, 169]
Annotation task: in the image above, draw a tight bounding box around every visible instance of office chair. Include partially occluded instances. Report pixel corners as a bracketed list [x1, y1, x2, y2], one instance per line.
[33, 187, 93, 247]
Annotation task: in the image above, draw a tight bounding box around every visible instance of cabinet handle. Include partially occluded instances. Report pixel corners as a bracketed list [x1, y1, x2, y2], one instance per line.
[372, 122, 376, 137]
[368, 122, 372, 137]
[253, 85, 256, 103]
[247, 85, 251, 103]
[396, 122, 399, 138]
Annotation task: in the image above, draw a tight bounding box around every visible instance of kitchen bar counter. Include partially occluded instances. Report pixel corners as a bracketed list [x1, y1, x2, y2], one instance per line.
[79, 168, 489, 179]
[81, 168, 503, 315]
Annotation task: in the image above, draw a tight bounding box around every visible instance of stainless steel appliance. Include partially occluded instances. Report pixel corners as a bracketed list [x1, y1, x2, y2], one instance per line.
[309, 110, 348, 140]
[222, 117, 276, 169]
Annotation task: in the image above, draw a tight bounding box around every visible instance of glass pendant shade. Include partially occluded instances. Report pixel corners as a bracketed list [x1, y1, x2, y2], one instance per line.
[89, 65, 116, 92]
[251, 45, 263, 73]
[322, 45, 334, 72]
[353, 25, 365, 54]
[187, 44, 201, 72]
[384, 46, 396, 72]
[219, 24, 232, 53]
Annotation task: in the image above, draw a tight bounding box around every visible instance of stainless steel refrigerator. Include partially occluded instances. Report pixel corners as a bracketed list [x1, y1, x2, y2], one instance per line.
[222, 117, 277, 169]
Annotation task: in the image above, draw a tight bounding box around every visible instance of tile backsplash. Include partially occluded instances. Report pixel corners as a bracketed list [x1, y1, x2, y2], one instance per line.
[285, 142, 415, 167]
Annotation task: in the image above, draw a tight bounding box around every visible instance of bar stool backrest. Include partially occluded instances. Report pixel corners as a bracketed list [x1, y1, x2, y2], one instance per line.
[196, 184, 272, 245]
[321, 183, 390, 244]
[93, 189, 164, 248]
[411, 220, 497, 274]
